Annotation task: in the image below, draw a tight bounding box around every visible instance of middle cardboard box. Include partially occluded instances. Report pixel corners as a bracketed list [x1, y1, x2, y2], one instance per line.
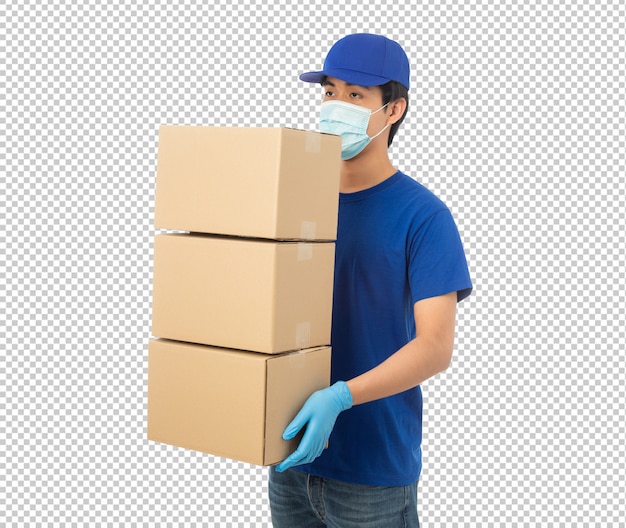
[151, 233, 335, 354]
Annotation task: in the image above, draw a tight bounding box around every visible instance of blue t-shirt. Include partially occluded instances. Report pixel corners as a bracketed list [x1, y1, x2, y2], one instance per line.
[297, 171, 472, 486]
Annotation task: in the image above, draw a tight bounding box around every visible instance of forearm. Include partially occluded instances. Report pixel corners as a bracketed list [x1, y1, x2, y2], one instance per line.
[278, 293, 459, 469]
[346, 335, 452, 406]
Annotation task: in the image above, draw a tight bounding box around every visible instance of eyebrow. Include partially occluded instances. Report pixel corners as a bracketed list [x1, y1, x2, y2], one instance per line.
[322, 79, 372, 90]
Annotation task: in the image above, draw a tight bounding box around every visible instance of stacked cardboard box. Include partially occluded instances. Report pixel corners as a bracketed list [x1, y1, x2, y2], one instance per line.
[148, 126, 341, 465]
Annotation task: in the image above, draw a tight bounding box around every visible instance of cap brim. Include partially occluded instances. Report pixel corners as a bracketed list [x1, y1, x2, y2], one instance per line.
[299, 68, 390, 87]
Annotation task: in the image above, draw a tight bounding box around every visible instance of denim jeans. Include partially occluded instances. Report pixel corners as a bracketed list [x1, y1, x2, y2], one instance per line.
[268, 467, 419, 528]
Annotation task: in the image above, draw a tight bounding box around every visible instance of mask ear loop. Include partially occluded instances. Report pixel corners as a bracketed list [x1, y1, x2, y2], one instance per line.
[368, 102, 391, 139]
[368, 124, 389, 140]
[370, 102, 390, 115]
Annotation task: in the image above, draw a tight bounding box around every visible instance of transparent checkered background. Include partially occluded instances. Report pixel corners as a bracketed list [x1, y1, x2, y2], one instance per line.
[2, 0, 624, 526]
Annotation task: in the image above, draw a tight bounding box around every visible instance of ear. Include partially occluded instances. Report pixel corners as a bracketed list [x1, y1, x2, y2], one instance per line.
[386, 98, 407, 125]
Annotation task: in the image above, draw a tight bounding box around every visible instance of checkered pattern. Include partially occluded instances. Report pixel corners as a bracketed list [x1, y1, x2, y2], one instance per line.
[2, 0, 624, 525]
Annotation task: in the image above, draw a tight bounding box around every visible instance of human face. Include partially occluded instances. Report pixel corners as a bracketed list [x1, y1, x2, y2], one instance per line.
[321, 77, 389, 140]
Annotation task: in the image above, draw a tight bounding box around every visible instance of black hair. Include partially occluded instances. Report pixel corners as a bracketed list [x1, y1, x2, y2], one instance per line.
[380, 81, 409, 147]
[319, 76, 409, 147]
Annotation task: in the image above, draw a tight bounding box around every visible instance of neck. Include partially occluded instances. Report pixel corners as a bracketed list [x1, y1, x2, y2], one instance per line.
[339, 143, 397, 193]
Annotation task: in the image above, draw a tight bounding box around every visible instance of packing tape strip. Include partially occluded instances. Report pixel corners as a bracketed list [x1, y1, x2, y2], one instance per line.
[296, 322, 311, 349]
[300, 221, 317, 240]
[297, 243, 313, 261]
[305, 131, 322, 153]
[288, 349, 306, 368]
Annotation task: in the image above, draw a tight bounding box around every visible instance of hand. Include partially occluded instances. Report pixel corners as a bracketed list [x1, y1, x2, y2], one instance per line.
[276, 381, 353, 472]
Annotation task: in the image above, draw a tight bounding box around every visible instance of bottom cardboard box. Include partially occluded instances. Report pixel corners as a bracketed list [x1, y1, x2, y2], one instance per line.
[147, 338, 331, 466]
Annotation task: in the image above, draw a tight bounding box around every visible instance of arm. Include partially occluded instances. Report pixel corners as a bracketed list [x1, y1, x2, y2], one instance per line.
[276, 291, 458, 472]
[347, 291, 457, 405]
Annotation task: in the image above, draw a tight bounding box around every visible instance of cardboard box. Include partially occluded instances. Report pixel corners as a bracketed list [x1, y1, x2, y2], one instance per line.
[151, 233, 335, 353]
[154, 126, 342, 240]
[147, 338, 331, 466]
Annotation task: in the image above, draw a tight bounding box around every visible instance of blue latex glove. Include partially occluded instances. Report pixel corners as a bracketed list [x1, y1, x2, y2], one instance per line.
[276, 381, 353, 472]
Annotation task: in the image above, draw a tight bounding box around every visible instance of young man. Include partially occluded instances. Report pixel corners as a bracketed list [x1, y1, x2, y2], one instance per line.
[269, 33, 472, 527]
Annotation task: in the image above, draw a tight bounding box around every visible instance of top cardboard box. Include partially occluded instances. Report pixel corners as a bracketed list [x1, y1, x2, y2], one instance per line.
[155, 126, 342, 240]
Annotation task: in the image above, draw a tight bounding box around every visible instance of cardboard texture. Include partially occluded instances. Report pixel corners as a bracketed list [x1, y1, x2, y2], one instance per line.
[154, 126, 342, 240]
[147, 339, 331, 466]
[151, 233, 335, 353]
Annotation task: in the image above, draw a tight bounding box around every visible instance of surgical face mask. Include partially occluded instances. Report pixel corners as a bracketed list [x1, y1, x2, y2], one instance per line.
[319, 100, 389, 160]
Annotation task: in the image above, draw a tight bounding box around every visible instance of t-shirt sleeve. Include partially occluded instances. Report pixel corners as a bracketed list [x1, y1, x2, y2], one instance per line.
[408, 208, 473, 304]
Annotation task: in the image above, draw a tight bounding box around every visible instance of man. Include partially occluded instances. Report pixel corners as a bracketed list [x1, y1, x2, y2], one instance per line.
[269, 33, 472, 527]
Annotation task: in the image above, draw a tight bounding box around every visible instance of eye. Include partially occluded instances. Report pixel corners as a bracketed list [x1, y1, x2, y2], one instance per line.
[324, 89, 335, 98]
[349, 92, 362, 99]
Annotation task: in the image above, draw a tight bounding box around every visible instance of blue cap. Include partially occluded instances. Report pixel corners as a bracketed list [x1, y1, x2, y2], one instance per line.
[300, 33, 410, 90]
